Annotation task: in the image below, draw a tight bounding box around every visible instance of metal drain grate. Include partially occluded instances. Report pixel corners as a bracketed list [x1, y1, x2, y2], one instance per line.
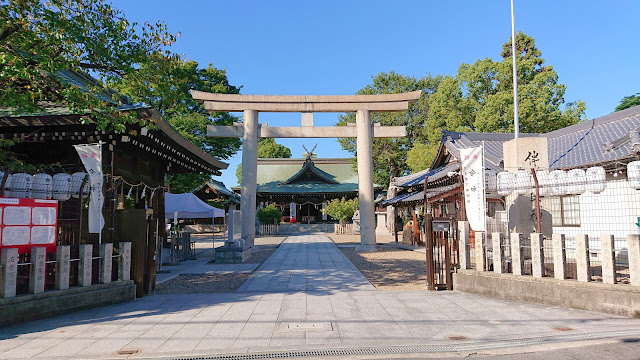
[116, 349, 140, 356]
[156, 329, 640, 360]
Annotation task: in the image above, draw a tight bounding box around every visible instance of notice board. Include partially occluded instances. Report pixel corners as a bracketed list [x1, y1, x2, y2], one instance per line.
[0, 198, 58, 254]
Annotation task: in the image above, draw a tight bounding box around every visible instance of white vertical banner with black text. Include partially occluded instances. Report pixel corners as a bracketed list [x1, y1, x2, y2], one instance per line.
[289, 202, 297, 222]
[322, 202, 327, 221]
[461, 146, 486, 232]
[73, 143, 105, 233]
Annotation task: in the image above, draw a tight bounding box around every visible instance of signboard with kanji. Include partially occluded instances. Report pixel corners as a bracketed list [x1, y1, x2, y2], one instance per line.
[0, 198, 58, 254]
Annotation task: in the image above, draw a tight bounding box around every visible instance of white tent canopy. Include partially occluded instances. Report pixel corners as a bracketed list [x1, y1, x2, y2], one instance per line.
[164, 193, 225, 219]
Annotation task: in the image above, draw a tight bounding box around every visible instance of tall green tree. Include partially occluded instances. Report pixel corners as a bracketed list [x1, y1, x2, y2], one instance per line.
[257, 138, 292, 158]
[111, 58, 243, 193]
[112, 59, 242, 160]
[337, 71, 442, 186]
[419, 32, 586, 168]
[236, 139, 292, 183]
[615, 92, 640, 112]
[0, 0, 176, 131]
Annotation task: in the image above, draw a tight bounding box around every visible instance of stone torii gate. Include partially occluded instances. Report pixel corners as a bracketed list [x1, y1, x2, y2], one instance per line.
[191, 90, 421, 251]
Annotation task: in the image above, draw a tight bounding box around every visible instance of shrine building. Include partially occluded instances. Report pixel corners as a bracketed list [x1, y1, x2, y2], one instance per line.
[234, 153, 383, 223]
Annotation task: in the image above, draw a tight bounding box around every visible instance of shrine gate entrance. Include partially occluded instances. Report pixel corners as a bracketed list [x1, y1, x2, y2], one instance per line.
[192, 91, 421, 251]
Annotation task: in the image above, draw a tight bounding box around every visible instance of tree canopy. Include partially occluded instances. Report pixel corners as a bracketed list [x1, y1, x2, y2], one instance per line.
[321, 197, 359, 223]
[111, 58, 244, 192]
[615, 92, 640, 112]
[236, 139, 292, 183]
[0, 0, 176, 131]
[1, 1, 244, 192]
[340, 34, 586, 180]
[111, 59, 242, 161]
[257, 138, 292, 158]
[336, 71, 442, 186]
[408, 32, 586, 172]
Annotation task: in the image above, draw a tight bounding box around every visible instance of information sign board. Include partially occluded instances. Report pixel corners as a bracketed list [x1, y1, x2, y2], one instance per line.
[0, 198, 58, 254]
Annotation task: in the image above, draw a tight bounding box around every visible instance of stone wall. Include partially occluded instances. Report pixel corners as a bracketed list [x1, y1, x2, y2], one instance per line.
[453, 270, 640, 318]
[0, 281, 136, 326]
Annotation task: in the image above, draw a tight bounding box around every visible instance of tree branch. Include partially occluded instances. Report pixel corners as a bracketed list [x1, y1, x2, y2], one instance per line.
[0, 22, 21, 43]
[78, 62, 124, 76]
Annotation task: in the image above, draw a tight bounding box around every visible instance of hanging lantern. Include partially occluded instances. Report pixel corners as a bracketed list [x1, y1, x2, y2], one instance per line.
[32, 173, 53, 200]
[513, 169, 531, 195]
[52, 173, 72, 201]
[585, 166, 606, 193]
[535, 170, 550, 196]
[485, 170, 497, 192]
[628, 161, 640, 190]
[496, 171, 514, 196]
[9, 173, 32, 198]
[567, 169, 586, 194]
[550, 170, 567, 196]
[0, 172, 12, 196]
[71, 172, 90, 198]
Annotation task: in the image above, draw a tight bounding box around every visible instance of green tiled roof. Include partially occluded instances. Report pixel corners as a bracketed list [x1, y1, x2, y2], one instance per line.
[255, 158, 382, 194]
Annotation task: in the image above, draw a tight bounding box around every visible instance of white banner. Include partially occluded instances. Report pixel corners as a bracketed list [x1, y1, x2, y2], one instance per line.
[289, 202, 296, 221]
[322, 202, 327, 221]
[461, 146, 486, 232]
[73, 143, 104, 233]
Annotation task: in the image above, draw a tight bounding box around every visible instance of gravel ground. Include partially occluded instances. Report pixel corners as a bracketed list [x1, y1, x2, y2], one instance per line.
[326, 233, 398, 245]
[155, 247, 276, 294]
[340, 246, 429, 291]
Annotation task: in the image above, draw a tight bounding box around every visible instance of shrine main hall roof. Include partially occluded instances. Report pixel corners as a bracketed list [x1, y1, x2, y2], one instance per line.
[236, 157, 383, 195]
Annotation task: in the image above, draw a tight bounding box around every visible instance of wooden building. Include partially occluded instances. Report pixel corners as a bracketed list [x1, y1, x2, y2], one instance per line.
[235, 155, 383, 223]
[0, 72, 228, 296]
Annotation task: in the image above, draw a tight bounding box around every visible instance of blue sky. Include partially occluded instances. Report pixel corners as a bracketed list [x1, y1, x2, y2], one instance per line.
[110, 0, 640, 188]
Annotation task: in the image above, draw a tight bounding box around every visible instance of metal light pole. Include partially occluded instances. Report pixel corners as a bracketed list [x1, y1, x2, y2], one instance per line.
[511, 0, 520, 138]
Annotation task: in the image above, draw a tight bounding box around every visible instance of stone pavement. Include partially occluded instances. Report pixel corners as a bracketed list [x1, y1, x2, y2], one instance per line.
[237, 234, 374, 292]
[156, 258, 260, 285]
[1, 234, 640, 359]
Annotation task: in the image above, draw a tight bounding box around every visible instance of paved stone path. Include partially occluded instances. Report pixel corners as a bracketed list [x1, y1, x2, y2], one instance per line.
[1, 234, 640, 359]
[237, 234, 374, 292]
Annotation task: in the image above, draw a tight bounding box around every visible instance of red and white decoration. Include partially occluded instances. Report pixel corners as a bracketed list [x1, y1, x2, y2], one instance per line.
[0, 198, 58, 254]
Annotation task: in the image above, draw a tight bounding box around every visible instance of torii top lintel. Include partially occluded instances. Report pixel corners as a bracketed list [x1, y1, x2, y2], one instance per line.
[190, 90, 422, 113]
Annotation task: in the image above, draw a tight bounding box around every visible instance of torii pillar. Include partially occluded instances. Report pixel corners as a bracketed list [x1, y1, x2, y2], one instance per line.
[192, 91, 421, 252]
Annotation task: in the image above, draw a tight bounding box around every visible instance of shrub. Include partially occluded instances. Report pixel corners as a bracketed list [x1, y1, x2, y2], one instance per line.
[257, 204, 283, 224]
[322, 197, 359, 223]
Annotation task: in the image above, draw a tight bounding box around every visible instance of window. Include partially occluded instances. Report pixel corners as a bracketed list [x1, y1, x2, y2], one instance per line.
[551, 195, 581, 226]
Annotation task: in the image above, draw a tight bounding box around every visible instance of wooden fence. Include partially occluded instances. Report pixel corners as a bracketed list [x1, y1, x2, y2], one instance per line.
[334, 223, 354, 234]
[260, 224, 280, 235]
